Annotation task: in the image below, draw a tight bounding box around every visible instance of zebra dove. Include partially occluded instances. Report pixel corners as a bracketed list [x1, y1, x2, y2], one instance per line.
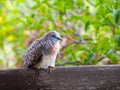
[23, 31, 62, 74]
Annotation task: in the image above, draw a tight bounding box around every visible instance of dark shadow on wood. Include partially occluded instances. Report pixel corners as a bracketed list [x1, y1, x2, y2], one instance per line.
[0, 65, 120, 90]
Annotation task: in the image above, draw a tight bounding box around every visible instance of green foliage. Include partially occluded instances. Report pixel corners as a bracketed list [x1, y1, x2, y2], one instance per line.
[0, 0, 120, 68]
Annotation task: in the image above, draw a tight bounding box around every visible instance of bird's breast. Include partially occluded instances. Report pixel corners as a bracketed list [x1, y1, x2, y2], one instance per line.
[35, 41, 60, 69]
[52, 41, 60, 54]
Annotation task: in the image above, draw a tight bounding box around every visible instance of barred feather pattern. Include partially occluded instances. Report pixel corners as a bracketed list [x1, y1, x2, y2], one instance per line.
[23, 37, 58, 69]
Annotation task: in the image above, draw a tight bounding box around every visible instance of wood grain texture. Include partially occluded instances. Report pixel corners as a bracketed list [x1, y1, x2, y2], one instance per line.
[0, 65, 120, 90]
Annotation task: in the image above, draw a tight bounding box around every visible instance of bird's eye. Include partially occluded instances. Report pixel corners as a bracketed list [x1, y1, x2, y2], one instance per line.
[52, 35, 56, 37]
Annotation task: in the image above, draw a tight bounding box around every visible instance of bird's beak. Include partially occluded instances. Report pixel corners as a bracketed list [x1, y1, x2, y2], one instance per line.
[58, 37, 62, 41]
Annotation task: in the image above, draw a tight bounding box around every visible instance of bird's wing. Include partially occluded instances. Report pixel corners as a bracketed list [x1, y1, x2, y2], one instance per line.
[23, 39, 43, 68]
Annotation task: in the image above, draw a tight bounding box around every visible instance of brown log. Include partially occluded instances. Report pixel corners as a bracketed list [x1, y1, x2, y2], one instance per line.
[0, 65, 120, 90]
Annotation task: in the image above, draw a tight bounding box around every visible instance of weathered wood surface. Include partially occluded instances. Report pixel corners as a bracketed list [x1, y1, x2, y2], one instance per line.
[0, 65, 120, 90]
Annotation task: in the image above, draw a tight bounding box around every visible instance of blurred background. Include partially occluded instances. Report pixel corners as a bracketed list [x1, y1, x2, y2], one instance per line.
[0, 0, 120, 69]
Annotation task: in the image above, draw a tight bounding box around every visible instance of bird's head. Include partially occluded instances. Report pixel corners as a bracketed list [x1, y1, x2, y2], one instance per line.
[45, 31, 62, 41]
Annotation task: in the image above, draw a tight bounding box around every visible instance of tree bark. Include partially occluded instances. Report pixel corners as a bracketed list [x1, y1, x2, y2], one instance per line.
[0, 65, 120, 90]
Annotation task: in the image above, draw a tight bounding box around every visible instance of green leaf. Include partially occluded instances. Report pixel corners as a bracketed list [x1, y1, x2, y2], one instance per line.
[115, 34, 120, 46]
[84, 53, 96, 65]
[85, 21, 90, 31]
[113, 9, 120, 25]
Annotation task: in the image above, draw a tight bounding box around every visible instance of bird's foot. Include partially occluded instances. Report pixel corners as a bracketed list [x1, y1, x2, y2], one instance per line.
[35, 68, 40, 75]
[32, 68, 46, 75]
[32, 67, 54, 75]
[39, 68, 45, 71]
[31, 67, 40, 75]
[46, 66, 55, 74]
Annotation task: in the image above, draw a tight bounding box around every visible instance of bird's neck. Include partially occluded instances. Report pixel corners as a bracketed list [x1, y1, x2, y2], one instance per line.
[41, 39, 59, 55]
[51, 38, 59, 43]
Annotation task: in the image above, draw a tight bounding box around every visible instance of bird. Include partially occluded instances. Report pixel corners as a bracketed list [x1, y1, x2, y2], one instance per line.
[23, 31, 62, 74]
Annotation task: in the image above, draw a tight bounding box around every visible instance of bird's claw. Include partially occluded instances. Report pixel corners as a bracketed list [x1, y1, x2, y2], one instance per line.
[35, 68, 39, 75]
[46, 66, 55, 74]
[30, 67, 39, 75]
[36, 68, 46, 75]
[31, 67, 54, 75]
[31, 67, 44, 75]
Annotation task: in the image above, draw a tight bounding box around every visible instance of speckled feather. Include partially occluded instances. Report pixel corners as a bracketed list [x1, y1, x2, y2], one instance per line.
[23, 31, 61, 69]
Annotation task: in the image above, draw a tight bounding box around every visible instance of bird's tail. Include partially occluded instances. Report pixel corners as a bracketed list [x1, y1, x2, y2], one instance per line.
[24, 63, 28, 69]
[24, 63, 34, 69]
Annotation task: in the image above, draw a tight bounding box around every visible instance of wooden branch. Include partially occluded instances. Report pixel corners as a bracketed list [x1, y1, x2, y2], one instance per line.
[61, 40, 83, 51]
[0, 65, 120, 90]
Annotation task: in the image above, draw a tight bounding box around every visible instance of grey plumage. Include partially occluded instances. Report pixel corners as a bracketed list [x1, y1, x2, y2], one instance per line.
[23, 31, 61, 70]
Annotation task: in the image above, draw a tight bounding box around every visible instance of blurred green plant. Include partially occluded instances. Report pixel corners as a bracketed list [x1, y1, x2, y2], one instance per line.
[0, 0, 120, 69]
